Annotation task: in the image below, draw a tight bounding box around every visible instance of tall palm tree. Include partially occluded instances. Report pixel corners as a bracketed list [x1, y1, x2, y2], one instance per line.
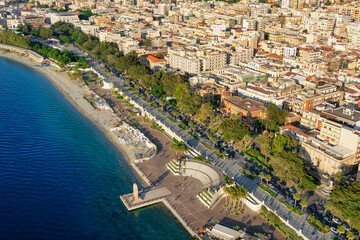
[265, 174, 271, 184]
[260, 144, 271, 164]
[259, 172, 265, 183]
[293, 193, 300, 206]
[334, 172, 344, 183]
[300, 199, 307, 211]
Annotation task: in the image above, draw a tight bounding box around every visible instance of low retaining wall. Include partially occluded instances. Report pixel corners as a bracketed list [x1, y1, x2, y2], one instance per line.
[163, 199, 198, 238]
[130, 163, 151, 187]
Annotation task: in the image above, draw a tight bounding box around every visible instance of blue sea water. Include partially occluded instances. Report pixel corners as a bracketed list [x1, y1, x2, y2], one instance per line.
[0, 57, 191, 240]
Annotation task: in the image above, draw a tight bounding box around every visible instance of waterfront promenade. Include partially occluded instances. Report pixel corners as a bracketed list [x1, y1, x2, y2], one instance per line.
[1, 43, 336, 239]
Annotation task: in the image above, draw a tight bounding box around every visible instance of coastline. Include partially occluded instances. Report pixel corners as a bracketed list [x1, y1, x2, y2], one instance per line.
[0, 50, 150, 188]
[1, 50, 200, 237]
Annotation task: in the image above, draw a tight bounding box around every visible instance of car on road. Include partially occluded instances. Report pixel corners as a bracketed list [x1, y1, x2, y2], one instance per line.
[330, 227, 339, 235]
[333, 217, 342, 225]
[289, 187, 297, 193]
[342, 223, 350, 231]
[286, 196, 295, 204]
[324, 216, 331, 223]
[322, 173, 330, 179]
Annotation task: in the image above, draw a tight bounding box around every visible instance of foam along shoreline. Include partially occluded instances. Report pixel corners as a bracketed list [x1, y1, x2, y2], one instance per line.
[0, 49, 150, 188]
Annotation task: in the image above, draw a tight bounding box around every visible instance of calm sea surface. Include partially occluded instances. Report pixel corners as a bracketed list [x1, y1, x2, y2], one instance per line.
[0, 57, 191, 240]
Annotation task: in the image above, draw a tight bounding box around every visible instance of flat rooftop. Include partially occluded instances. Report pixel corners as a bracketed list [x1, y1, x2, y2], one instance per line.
[224, 96, 265, 112]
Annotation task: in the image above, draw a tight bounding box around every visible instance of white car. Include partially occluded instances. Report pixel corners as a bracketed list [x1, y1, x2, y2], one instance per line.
[330, 227, 339, 235]
[333, 217, 342, 225]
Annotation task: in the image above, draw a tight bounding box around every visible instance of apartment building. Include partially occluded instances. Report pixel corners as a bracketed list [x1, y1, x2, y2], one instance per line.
[300, 109, 322, 129]
[199, 50, 227, 72]
[169, 54, 201, 74]
[49, 12, 79, 24]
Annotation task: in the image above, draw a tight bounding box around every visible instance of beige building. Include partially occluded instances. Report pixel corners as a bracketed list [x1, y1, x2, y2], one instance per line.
[300, 139, 358, 175]
[300, 109, 321, 129]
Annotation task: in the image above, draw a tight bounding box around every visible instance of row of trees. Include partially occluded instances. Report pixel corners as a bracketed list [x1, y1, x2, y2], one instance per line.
[0, 29, 31, 49]
[51, 22, 204, 116]
[0, 29, 79, 65]
[32, 43, 78, 64]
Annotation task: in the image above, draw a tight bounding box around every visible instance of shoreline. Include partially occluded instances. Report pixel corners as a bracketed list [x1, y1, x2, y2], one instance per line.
[0, 50, 199, 237]
[0, 51, 150, 188]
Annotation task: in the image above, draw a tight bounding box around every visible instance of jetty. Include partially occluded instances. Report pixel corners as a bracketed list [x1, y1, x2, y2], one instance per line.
[120, 185, 171, 211]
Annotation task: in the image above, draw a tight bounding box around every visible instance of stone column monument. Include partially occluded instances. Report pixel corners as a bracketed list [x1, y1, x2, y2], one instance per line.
[133, 183, 140, 203]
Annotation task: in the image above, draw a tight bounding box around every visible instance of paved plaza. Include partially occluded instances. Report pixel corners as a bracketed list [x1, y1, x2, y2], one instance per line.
[130, 117, 285, 239]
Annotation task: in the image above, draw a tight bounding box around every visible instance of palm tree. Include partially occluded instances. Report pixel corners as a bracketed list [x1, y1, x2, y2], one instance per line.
[337, 226, 346, 235]
[259, 172, 265, 183]
[265, 174, 271, 184]
[300, 199, 307, 211]
[334, 172, 344, 183]
[293, 193, 300, 205]
[223, 184, 248, 211]
[260, 144, 271, 164]
[347, 232, 355, 240]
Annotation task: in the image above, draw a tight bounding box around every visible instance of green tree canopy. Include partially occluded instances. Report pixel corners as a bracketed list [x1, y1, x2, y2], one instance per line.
[269, 152, 307, 183]
[219, 118, 251, 142]
[197, 102, 215, 123]
[223, 184, 248, 201]
[170, 141, 188, 152]
[271, 134, 297, 153]
[0, 30, 31, 49]
[328, 182, 360, 231]
[265, 103, 288, 131]
[39, 28, 54, 39]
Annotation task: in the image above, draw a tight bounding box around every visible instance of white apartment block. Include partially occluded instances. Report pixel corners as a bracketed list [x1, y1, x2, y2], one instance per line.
[169, 54, 201, 74]
[6, 18, 22, 29]
[49, 13, 79, 24]
[283, 47, 298, 57]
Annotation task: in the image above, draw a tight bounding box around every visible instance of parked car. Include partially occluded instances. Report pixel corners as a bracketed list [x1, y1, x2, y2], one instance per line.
[286, 197, 295, 204]
[324, 216, 331, 223]
[330, 227, 339, 235]
[333, 217, 342, 225]
[342, 223, 350, 231]
[322, 173, 330, 179]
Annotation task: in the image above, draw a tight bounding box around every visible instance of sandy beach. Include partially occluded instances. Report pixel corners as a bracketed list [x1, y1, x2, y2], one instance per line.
[0, 50, 151, 187]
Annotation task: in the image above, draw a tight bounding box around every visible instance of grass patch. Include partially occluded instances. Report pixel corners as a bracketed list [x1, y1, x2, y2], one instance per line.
[244, 149, 271, 170]
[168, 117, 177, 123]
[201, 141, 214, 150]
[178, 123, 187, 130]
[279, 199, 304, 216]
[307, 217, 329, 233]
[260, 206, 303, 240]
[157, 109, 166, 116]
[192, 155, 209, 164]
[187, 131, 199, 140]
[131, 120, 139, 126]
[150, 123, 164, 132]
[259, 183, 277, 198]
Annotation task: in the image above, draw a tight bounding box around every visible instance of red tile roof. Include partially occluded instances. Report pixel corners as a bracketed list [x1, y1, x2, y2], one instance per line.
[146, 55, 166, 63]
